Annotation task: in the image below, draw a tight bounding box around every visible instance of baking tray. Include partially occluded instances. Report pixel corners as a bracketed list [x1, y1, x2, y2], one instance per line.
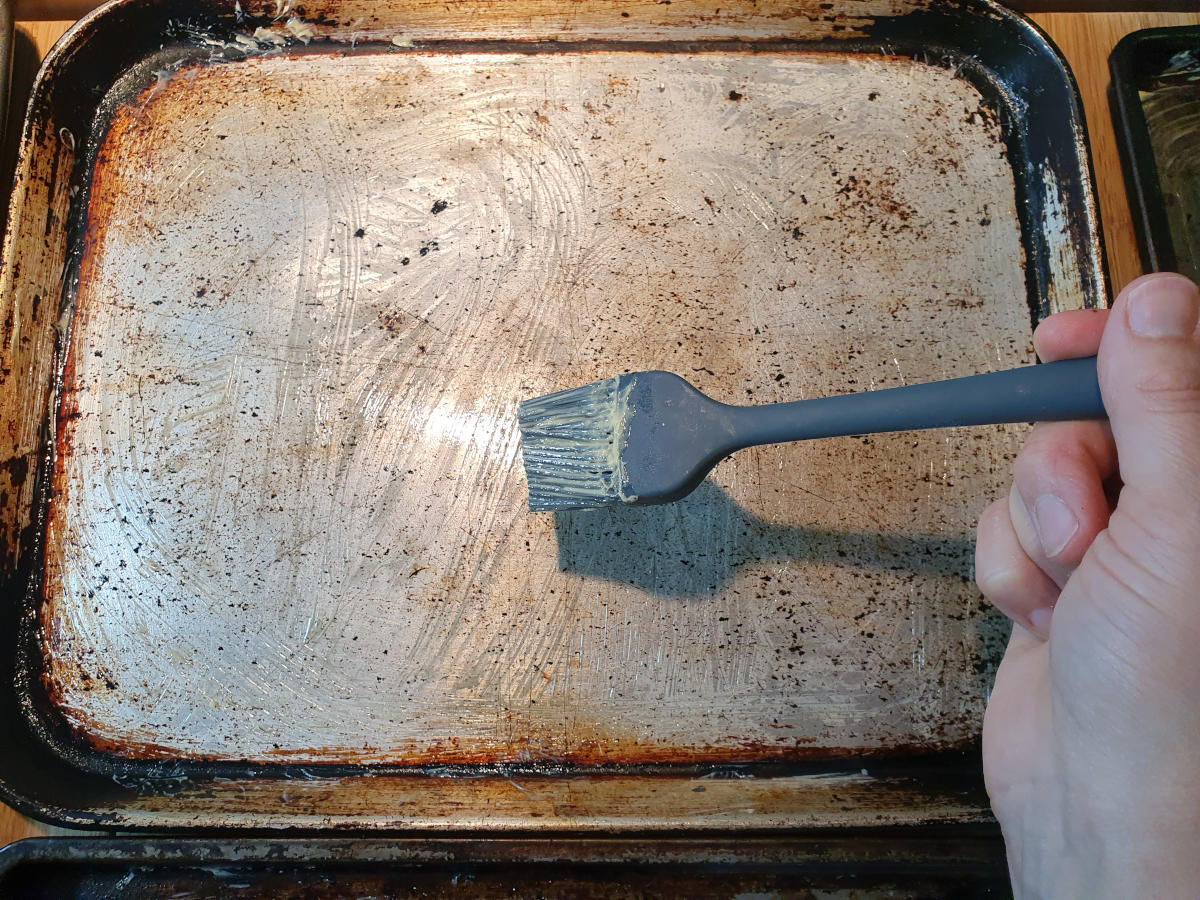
[0, 0, 1104, 831]
[0, 834, 1012, 897]
[1110, 25, 1200, 282]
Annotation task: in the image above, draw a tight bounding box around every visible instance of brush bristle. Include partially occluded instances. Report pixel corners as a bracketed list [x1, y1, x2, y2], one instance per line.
[517, 375, 630, 511]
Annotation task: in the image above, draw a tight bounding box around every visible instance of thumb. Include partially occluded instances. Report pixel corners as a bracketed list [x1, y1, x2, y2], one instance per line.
[1099, 273, 1200, 520]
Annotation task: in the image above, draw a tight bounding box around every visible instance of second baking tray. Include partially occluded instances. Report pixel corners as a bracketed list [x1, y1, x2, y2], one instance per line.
[1110, 26, 1200, 282]
[0, 0, 1103, 830]
[0, 835, 1012, 896]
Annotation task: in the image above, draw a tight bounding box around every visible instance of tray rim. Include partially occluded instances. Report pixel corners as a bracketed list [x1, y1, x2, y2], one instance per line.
[0, 830, 1011, 887]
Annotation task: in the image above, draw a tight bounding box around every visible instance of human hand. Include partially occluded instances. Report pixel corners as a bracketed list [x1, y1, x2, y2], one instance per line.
[975, 273, 1200, 898]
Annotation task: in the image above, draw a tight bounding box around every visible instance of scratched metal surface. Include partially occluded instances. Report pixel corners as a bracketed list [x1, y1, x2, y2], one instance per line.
[36, 45, 1034, 765]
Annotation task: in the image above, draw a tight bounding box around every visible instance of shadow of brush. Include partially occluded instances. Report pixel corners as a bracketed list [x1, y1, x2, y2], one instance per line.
[553, 480, 975, 599]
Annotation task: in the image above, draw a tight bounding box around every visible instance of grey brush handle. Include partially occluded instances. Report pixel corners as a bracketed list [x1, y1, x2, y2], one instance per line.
[728, 357, 1104, 448]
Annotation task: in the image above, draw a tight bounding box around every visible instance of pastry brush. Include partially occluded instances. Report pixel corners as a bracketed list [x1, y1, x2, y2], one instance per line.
[516, 357, 1104, 511]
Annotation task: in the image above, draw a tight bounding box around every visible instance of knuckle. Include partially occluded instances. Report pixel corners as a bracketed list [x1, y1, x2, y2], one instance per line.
[975, 499, 1009, 545]
[975, 517, 1027, 599]
[1084, 530, 1181, 631]
[1011, 424, 1087, 481]
[1107, 497, 1200, 581]
[1084, 513, 1200, 635]
[975, 561, 1017, 600]
[1133, 367, 1200, 415]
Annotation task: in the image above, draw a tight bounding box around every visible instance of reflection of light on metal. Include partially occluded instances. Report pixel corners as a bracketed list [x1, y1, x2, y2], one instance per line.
[422, 397, 499, 453]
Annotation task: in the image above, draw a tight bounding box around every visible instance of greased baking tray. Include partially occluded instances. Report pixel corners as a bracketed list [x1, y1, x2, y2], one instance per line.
[0, 0, 1103, 830]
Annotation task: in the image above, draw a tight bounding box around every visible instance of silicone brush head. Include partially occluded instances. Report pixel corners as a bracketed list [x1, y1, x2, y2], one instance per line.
[517, 375, 631, 511]
[517, 371, 737, 511]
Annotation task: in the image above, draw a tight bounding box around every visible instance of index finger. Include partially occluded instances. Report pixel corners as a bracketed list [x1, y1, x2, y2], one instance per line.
[1033, 308, 1109, 362]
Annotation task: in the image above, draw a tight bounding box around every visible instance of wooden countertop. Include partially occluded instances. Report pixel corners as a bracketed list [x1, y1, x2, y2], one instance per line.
[2, 9, 1198, 849]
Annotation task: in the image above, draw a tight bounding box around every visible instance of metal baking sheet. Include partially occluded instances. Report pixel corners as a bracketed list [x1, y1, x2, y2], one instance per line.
[1110, 26, 1200, 282]
[54, 49, 1025, 764]
[0, 0, 1104, 830]
[0, 835, 1012, 897]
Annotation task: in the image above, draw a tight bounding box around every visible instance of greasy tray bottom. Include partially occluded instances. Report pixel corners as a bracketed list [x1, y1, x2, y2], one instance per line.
[41, 47, 1030, 764]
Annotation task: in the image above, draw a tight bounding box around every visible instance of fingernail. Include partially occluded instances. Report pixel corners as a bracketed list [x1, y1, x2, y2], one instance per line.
[1032, 494, 1078, 558]
[1128, 275, 1200, 338]
[1030, 604, 1054, 636]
